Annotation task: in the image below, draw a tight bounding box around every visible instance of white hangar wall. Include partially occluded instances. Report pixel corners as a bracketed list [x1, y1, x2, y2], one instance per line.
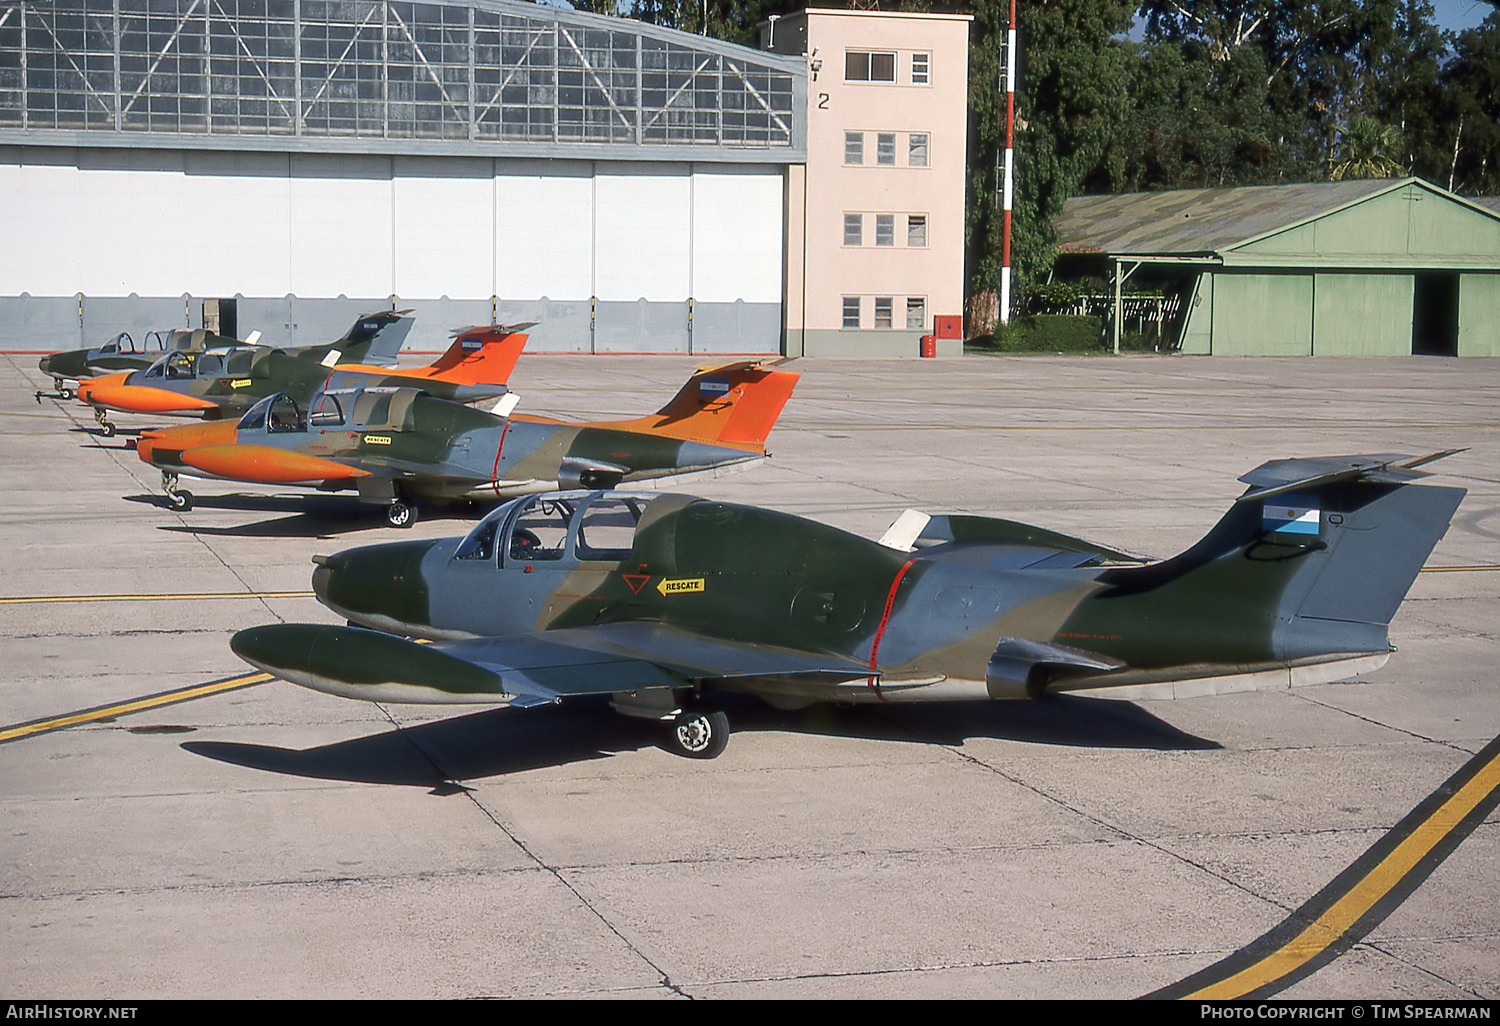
[1, 148, 785, 354]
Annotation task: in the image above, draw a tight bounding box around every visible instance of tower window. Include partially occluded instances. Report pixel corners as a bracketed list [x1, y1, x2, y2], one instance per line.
[846, 51, 896, 82]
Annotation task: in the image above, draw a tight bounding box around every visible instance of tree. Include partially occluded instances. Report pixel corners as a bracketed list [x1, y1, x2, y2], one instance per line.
[1109, 39, 1303, 190]
[625, 0, 784, 47]
[1329, 114, 1406, 178]
[1443, 9, 1500, 194]
[964, 0, 1134, 306]
[1134, 0, 1374, 173]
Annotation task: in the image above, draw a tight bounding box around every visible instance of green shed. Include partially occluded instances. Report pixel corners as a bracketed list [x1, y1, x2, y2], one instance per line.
[1055, 178, 1500, 356]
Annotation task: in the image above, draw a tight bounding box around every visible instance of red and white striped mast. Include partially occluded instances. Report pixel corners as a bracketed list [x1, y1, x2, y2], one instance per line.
[999, 0, 1017, 326]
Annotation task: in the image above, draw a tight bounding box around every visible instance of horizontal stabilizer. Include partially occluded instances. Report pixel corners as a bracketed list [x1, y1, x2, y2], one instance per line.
[1236, 450, 1465, 503]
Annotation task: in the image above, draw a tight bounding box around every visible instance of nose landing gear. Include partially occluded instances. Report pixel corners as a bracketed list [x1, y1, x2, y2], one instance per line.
[161, 471, 193, 512]
[34, 379, 75, 403]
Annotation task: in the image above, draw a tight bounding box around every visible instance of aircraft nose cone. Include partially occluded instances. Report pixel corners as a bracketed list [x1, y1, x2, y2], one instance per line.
[309, 540, 433, 634]
[310, 559, 336, 604]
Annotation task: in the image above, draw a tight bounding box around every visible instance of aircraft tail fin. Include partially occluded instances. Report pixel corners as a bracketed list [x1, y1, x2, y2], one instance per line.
[603, 361, 800, 452]
[421, 324, 532, 385]
[1082, 452, 1466, 665]
[332, 310, 414, 366]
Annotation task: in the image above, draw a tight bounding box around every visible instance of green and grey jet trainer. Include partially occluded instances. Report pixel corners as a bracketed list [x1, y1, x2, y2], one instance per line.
[231, 451, 1465, 759]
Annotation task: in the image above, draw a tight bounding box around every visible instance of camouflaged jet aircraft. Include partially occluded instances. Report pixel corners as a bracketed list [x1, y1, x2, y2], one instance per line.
[73, 319, 522, 436]
[230, 451, 1464, 759]
[38, 329, 214, 400]
[135, 360, 799, 526]
[37, 310, 412, 402]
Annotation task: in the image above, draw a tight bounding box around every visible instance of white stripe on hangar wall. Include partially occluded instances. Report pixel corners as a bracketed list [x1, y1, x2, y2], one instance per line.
[0, 152, 784, 307]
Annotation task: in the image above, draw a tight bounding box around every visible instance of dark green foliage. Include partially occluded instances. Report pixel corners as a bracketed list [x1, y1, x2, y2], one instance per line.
[969, 314, 1107, 353]
[1109, 41, 1304, 190]
[967, 0, 1135, 299]
[1442, 9, 1500, 194]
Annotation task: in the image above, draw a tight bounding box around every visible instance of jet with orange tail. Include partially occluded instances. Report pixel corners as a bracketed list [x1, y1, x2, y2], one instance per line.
[136, 361, 798, 526]
[74, 320, 528, 437]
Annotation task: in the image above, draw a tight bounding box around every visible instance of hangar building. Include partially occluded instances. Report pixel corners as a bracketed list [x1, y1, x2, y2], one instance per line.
[1, 0, 970, 356]
[1056, 178, 1500, 357]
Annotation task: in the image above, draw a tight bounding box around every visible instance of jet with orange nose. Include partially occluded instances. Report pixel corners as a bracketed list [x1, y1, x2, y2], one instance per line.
[75, 319, 527, 437]
[136, 360, 799, 526]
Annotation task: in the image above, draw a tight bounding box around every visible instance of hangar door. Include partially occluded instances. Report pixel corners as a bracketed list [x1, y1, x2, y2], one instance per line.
[0, 153, 786, 355]
[492, 162, 785, 354]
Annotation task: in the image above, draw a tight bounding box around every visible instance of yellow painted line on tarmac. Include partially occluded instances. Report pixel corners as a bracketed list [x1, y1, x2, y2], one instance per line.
[1148, 733, 1500, 999]
[0, 591, 315, 605]
[1419, 565, 1500, 573]
[0, 672, 274, 745]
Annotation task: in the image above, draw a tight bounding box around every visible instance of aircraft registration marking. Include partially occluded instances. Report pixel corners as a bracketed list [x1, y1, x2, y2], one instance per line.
[656, 577, 704, 596]
[0, 672, 272, 745]
[1147, 731, 1500, 999]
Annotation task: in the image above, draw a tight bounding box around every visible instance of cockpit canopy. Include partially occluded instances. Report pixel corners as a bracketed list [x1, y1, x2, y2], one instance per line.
[238, 392, 314, 433]
[141, 346, 257, 380]
[236, 387, 417, 434]
[454, 491, 658, 567]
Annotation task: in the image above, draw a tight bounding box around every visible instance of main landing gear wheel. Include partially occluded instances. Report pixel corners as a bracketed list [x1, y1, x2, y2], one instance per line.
[668, 708, 729, 760]
[386, 501, 417, 528]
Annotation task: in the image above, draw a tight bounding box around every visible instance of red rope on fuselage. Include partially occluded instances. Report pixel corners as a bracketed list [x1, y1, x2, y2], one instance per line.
[489, 420, 511, 497]
[867, 558, 919, 685]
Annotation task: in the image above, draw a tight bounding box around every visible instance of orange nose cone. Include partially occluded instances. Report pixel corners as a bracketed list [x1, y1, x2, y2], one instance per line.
[136, 420, 240, 468]
[81, 383, 220, 414]
[75, 373, 130, 404]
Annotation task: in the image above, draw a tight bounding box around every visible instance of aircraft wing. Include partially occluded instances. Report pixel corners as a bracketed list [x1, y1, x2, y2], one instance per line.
[231, 621, 876, 707]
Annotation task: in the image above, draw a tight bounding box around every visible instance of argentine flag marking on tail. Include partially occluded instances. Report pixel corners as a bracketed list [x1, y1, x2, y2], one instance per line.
[1263, 495, 1320, 535]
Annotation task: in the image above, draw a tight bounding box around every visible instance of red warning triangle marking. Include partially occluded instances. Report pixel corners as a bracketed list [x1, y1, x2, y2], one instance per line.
[621, 574, 650, 594]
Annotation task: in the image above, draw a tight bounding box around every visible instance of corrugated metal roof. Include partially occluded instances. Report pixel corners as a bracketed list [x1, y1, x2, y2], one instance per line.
[1056, 178, 1407, 256]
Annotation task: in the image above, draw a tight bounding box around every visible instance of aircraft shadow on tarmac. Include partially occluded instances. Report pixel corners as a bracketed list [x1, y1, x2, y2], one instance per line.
[181, 693, 1219, 791]
[123, 491, 484, 538]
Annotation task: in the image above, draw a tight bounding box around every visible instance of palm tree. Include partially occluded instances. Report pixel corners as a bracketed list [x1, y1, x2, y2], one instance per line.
[1330, 115, 1406, 180]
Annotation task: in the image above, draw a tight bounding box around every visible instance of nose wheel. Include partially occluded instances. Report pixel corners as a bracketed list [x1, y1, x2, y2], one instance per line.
[93, 406, 115, 437]
[34, 379, 74, 402]
[161, 471, 193, 512]
[385, 500, 417, 528]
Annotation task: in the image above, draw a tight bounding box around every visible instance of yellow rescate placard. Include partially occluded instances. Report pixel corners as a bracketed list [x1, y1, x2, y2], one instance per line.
[363, 435, 392, 445]
[230, 378, 252, 388]
[657, 578, 704, 596]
